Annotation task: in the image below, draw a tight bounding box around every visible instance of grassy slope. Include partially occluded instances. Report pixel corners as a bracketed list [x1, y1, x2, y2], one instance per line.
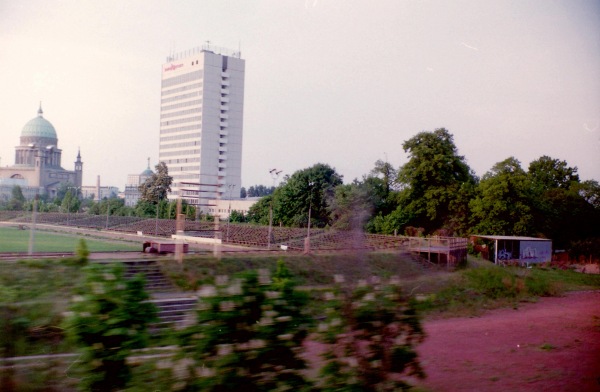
[0, 258, 85, 356]
[1, 253, 598, 352]
[158, 252, 430, 290]
[159, 253, 600, 318]
[0, 226, 139, 252]
[408, 257, 600, 317]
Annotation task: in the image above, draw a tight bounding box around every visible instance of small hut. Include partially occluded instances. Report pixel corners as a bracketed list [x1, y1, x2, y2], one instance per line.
[471, 235, 552, 265]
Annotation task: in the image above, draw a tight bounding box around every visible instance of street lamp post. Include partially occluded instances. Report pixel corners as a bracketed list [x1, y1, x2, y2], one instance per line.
[225, 184, 235, 242]
[267, 169, 282, 249]
[154, 185, 163, 236]
[304, 181, 314, 254]
[106, 199, 110, 230]
[28, 194, 39, 255]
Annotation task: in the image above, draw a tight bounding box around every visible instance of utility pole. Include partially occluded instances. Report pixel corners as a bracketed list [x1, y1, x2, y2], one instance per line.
[304, 181, 314, 254]
[106, 199, 110, 230]
[175, 197, 184, 263]
[28, 194, 39, 255]
[226, 184, 235, 242]
[267, 168, 282, 249]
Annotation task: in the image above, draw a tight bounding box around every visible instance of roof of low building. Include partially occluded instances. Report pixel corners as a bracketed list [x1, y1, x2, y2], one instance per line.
[471, 235, 551, 242]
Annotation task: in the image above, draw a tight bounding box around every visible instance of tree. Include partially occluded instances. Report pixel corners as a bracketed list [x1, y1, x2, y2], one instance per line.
[246, 164, 343, 228]
[60, 189, 80, 213]
[273, 163, 343, 228]
[53, 182, 77, 206]
[64, 263, 156, 391]
[470, 157, 534, 236]
[134, 200, 157, 217]
[185, 203, 197, 220]
[328, 183, 373, 231]
[247, 185, 275, 197]
[368, 208, 413, 235]
[246, 195, 272, 225]
[370, 159, 399, 194]
[525, 156, 588, 247]
[240, 187, 247, 199]
[138, 162, 172, 204]
[7, 185, 26, 211]
[576, 180, 600, 209]
[229, 209, 246, 223]
[87, 198, 128, 216]
[396, 128, 476, 234]
[535, 187, 597, 248]
[528, 155, 579, 193]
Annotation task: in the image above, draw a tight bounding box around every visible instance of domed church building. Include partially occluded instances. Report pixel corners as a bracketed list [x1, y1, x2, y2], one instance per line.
[0, 104, 83, 200]
[123, 158, 154, 207]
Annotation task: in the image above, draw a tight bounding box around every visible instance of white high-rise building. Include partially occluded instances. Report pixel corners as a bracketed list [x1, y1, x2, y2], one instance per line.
[159, 44, 245, 211]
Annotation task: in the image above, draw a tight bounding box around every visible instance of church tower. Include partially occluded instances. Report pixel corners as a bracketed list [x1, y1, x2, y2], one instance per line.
[74, 148, 83, 187]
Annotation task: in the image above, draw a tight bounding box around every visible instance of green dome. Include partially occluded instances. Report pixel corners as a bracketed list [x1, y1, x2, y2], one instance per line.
[141, 158, 153, 176]
[21, 106, 57, 140]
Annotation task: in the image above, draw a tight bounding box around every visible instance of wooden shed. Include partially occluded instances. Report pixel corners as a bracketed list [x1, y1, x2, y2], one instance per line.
[471, 235, 552, 265]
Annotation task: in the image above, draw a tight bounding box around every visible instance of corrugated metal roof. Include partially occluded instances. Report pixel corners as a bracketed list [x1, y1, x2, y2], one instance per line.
[471, 235, 551, 242]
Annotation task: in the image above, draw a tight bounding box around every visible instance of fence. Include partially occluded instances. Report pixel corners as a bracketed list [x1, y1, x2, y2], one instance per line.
[407, 236, 468, 268]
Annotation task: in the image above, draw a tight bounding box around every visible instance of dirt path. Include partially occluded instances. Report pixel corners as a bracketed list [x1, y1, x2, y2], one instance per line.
[415, 290, 600, 392]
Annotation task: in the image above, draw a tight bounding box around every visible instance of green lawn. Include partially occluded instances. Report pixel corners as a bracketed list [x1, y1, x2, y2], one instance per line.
[0, 226, 140, 252]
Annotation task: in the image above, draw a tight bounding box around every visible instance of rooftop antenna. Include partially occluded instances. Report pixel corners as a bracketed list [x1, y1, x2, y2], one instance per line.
[168, 41, 176, 61]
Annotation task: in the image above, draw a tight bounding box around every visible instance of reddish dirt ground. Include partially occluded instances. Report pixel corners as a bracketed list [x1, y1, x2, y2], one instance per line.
[414, 290, 600, 392]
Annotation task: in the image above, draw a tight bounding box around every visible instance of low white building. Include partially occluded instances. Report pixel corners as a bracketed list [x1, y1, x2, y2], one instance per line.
[207, 197, 258, 220]
[80, 185, 120, 200]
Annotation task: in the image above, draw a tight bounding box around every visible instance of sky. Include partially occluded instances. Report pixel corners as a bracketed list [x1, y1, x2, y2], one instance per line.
[1, 0, 599, 191]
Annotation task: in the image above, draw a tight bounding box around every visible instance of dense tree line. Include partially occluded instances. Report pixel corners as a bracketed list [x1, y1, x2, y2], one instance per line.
[2, 130, 598, 257]
[246, 128, 600, 258]
[0, 162, 205, 221]
[0, 183, 84, 214]
[242, 184, 275, 198]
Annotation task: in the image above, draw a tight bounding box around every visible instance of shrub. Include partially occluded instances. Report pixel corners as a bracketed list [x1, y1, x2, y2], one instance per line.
[463, 267, 521, 299]
[317, 276, 426, 391]
[63, 263, 156, 391]
[75, 239, 90, 265]
[176, 260, 313, 391]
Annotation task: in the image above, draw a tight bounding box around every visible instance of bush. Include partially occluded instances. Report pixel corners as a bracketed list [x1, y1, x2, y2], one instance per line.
[463, 267, 522, 299]
[75, 238, 89, 265]
[176, 261, 313, 391]
[317, 276, 426, 391]
[63, 263, 157, 391]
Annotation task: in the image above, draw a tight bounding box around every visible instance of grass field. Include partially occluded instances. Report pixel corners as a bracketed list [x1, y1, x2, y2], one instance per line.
[0, 226, 140, 252]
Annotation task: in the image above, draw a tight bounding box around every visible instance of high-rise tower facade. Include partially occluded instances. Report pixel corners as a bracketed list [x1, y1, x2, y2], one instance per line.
[159, 44, 245, 210]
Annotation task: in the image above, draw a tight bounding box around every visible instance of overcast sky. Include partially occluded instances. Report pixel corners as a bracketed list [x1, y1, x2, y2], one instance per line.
[1, 0, 598, 191]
